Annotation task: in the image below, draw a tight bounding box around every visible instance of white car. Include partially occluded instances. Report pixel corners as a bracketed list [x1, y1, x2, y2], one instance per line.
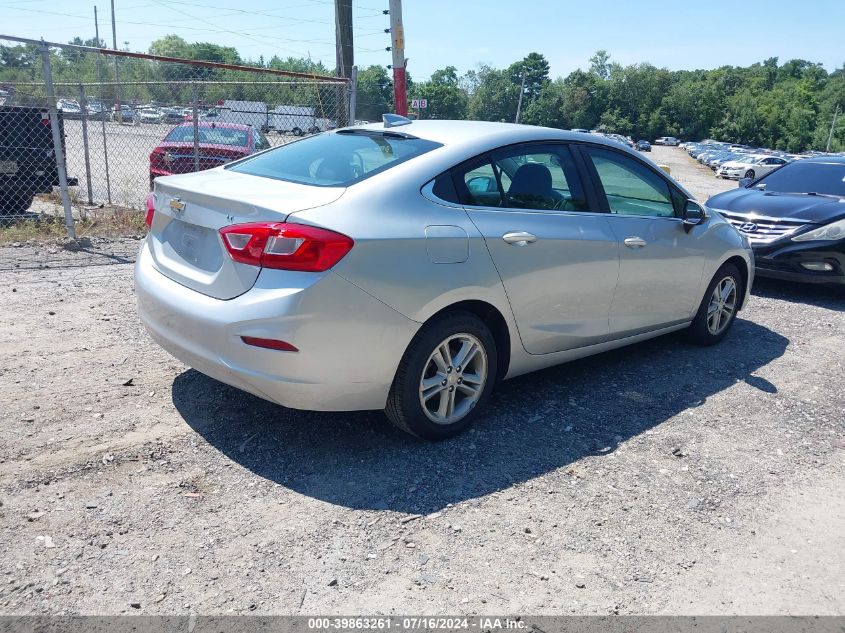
[138, 108, 163, 124]
[717, 154, 789, 180]
[654, 137, 680, 146]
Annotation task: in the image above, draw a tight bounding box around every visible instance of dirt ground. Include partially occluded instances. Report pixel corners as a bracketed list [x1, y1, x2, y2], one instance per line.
[0, 147, 843, 616]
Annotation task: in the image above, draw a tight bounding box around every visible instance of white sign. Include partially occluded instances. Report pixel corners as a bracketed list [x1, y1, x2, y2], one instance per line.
[411, 99, 428, 109]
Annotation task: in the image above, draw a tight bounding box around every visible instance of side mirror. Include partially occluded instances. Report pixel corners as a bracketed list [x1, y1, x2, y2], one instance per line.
[738, 177, 752, 188]
[683, 200, 707, 232]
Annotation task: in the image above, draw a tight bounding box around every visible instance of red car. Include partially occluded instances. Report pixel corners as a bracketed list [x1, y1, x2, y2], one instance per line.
[149, 122, 270, 187]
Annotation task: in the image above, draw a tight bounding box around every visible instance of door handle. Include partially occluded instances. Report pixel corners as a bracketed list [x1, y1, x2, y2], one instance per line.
[502, 231, 537, 246]
[624, 236, 647, 248]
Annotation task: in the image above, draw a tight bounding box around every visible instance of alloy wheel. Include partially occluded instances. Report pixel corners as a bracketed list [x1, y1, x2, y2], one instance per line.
[707, 276, 738, 335]
[418, 333, 488, 425]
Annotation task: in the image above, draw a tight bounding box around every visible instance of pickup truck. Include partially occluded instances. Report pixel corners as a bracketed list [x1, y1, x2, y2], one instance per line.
[0, 105, 75, 215]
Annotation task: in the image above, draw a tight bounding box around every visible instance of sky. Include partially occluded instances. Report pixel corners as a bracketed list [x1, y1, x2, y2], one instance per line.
[2, 0, 844, 80]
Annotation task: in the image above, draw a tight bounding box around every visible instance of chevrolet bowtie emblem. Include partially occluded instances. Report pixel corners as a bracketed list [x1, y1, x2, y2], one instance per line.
[169, 197, 186, 213]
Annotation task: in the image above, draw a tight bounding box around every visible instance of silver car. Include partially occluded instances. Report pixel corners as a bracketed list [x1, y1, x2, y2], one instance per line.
[135, 117, 753, 439]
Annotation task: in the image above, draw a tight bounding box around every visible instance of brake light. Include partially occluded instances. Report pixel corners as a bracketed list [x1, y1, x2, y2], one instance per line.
[219, 222, 353, 272]
[144, 193, 155, 229]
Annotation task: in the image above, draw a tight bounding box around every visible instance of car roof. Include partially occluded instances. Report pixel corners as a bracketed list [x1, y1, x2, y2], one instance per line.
[175, 121, 252, 131]
[348, 119, 639, 153]
[800, 155, 845, 165]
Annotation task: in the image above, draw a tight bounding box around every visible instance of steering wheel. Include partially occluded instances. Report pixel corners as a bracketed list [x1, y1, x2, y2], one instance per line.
[552, 198, 576, 211]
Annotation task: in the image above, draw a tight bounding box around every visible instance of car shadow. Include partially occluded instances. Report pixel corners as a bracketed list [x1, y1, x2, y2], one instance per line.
[752, 277, 843, 311]
[172, 318, 787, 514]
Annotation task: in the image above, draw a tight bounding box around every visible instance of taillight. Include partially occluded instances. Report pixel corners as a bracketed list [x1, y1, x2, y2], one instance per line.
[219, 222, 353, 272]
[144, 193, 155, 229]
[149, 149, 163, 166]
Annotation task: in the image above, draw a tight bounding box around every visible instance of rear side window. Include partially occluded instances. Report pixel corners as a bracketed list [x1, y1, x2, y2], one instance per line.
[450, 144, 589, 212]
[228, 130, 441, 187]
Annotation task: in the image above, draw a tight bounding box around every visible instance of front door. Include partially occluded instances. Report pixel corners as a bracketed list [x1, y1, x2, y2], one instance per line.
[579, 146, 706, 335]
[455, 143, 619, 355]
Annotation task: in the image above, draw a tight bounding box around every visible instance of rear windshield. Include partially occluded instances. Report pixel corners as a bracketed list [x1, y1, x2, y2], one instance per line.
[753, 161, 845, 196]
[227, 130, 442, 187]
[165, 126, 249, 147]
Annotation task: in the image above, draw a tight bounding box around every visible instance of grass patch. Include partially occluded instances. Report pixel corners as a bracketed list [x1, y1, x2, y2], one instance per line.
[0, 206, 146, 245]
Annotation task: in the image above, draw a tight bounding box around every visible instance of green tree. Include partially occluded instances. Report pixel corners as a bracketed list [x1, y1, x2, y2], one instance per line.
[411, 65, 467, 119]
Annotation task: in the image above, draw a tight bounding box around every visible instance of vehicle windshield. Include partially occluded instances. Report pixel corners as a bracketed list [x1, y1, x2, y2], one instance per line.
[165, 126, 249, 147]
[227, 130, 442, 187]
[752, 161, 845, 196]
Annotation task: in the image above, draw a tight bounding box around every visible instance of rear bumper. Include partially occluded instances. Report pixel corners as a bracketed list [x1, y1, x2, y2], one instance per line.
[134, 241, 421, 411]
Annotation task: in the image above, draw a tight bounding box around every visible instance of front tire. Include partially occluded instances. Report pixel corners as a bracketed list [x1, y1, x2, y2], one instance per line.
[744, 169, 755, 179]
[686, 263, 742, 346]
[385, 311, 497, 440]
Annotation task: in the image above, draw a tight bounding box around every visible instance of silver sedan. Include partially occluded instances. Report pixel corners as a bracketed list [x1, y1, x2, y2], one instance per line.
[135, 117, 753, 439]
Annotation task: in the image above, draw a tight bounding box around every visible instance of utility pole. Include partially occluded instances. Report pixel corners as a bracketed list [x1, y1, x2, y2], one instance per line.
[110, 0, 121, 121]
[334, 0, 353, 126]
[514, 73, 526, 124]
[388, 0, 407, 116]
[94, 6, 103, 78]
[826, 104, 840, 153]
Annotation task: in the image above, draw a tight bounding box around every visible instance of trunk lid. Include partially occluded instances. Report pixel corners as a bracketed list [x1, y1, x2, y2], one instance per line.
[152, 142, 249, 175]
[148, 167, 345, 299]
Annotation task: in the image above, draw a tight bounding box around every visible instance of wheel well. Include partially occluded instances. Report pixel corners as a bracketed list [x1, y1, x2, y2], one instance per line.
[425, 300, 511, 381]
[724, 255, 750, 309]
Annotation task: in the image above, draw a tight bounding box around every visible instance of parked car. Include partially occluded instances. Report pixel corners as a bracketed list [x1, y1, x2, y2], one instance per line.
[654, 136, 680, 146]
[717, 154, 789, 180]
[635, 140, 651, 152]
[111, 105, 135, 123]
[148, 122, 270, 186]
[138, 107, 163, 124]
[136, 117, 753, 439]
[1, 105, 77, 214]
[708, 157, 845, 286]
[56, 99, 83, 120]
[161, 107, 184, 124]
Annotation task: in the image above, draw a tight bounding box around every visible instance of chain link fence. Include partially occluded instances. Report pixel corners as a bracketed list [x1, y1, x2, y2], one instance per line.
[0, 35, 353, 236]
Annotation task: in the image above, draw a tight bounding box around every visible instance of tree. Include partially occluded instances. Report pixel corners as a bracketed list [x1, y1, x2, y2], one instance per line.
[589, 50, 612, 80]
[468, 65, 519, 122]
[411, 65, 467, 119]
[355, 65, 393, 121]
[508, 52, 550, 101]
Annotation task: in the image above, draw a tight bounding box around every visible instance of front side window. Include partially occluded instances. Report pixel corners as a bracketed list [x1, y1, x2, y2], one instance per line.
[228, 130, 441, 186]
[584, 147, 676, 218]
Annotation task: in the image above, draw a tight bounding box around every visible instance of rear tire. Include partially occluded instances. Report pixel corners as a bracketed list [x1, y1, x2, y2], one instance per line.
[2, 191, 35, 216]
[685, 263, 742, 346]
[292, 127, 303, 137]
[385, 311, 497, 440]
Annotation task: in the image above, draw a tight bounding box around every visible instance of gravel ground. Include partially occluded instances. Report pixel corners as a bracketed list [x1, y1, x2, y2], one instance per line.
[0, 147, 843, 616]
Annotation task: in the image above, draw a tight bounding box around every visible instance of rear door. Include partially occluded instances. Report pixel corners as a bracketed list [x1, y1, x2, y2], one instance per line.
[456, 143, 619, 355]
[578, 145, 706, 335]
